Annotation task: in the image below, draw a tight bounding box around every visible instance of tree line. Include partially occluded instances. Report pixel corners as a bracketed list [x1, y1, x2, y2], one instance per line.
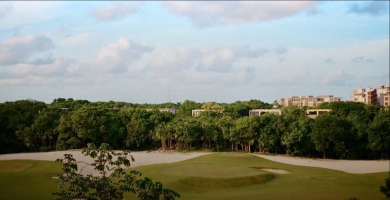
[0, 98, 388, 159]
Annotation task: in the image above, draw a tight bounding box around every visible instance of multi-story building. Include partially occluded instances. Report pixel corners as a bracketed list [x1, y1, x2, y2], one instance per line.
[306, 109, 332, 118]
[191, 109, 205, 117]
[249, 109, 282, 116]
[352, 85, 390, 106]
[277, 95, 341, 107]
[159, 108, 176, 114]
[376, 85, 390, 107]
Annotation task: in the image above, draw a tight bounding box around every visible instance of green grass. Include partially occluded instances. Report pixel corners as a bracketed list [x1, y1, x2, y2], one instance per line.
[0, 153, 388, 200]
[0, 160, 61, 200]
[128, 153, 389, 200]
[181, 174, 275, 188]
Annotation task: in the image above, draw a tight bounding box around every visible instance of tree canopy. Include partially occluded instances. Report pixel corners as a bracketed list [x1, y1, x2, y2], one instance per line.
[1, 99, 388, 159]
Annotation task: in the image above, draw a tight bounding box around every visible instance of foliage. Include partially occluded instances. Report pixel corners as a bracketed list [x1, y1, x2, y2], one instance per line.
[53, 143, 179, 200]
[368, 110, 390, 158]
[380, 177, 390, 199]
[0, 99, 388, 159]
[311, 114, 354, 158]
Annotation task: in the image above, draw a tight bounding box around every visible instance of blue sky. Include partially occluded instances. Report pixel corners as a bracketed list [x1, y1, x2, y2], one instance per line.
[0, 1, 389, 104]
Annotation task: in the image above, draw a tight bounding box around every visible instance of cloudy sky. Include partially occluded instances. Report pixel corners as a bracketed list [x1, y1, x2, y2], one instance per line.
[0, 1, 389, 104]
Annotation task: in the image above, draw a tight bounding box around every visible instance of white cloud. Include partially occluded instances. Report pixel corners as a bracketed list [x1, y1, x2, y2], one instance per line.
[147, 48, 199, 72]
[0, 1, 63, 29]
[196, 48, 235, 72]
[163, 1, 318, 26]
[0, 35, 54, 65]
[90, 37, 154, 74]
[146, 45, 274, 73]
[91, 2, 142, 21]
[320, 69, 350, 86]
[0, 58, 75, 86]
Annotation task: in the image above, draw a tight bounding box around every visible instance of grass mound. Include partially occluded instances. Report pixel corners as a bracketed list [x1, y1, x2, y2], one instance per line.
[180, 174, 275, 188]
[164, 163, 265, 178]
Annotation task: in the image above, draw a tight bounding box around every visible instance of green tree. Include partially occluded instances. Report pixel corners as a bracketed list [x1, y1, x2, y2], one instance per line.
[234, 116, 260, 153]
[380, 177, 390, 199]
[311, 114, 353, 159]
[258, 114, 282, 154]
[153, 122, 175, 150]
[198, 111, 221, 150]
[280, 107, 313, 156]
[173, 116, 201, 150]
[53, 143, 179, 200]
[176, 100, 201, 116]
[218, 116, 236, 151]
[368, 110, 390, 159]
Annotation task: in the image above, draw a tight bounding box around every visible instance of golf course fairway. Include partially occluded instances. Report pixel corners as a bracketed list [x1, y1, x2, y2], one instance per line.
[0, 153, 387, 200]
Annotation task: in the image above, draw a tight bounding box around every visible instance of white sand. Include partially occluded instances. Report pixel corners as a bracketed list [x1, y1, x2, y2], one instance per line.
[0, 150, 208, 176]
[1, 151, 388, 175]
[254, 154, 390, 174]
[261, 168, 291, 174]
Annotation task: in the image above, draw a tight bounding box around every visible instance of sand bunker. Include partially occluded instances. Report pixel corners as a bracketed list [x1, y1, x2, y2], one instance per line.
[0, 150, 208, 176]
[254, 154, 389, 174]
[261, 168, 291, 174]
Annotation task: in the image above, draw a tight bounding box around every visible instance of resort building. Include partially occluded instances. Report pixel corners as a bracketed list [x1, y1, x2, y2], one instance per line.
[306, 109, 332, 119]
[159, 108, 176, 114]
[352, 85, 390, 106]
[249, 109, 282, 116]
[191, 109, 205, 117]
[277, 95, 341, 107]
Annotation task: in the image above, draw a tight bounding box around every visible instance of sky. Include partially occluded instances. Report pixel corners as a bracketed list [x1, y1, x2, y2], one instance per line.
[0, 1, 389, 104]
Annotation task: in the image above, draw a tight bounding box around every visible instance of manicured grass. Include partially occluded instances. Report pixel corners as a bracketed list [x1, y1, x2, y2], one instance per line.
[128, 153, 389, 200]
[0, 160, 61, 200]
[0, 153, 388, 200]
[181, 174, 275, 188]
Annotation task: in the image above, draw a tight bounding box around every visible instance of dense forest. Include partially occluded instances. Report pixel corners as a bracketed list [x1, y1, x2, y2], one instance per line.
[0, 98, 388, 159]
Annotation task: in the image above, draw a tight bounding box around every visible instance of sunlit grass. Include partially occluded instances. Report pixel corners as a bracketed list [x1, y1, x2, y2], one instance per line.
[0, 153, 387, 200]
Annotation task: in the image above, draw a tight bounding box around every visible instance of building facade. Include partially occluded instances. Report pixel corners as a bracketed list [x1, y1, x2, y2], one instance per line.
[277, 95, 341, 107]
[352, 85, 390, 106]
[306, 109, 332, 118]
[191, 109, 205, 117]
[249, 109, 282, 116]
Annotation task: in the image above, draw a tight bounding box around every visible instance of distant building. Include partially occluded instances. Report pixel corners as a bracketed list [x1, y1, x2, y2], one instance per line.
[146, 108, 176, 114]
[277, 95, 341, 107]
[159, 108, 176, 114]
[306, 109, 332, 118]
[192, 109, 205, 117]
[376, 85, 390, 107]
[249, 109, 282, 116]
[352, 85, 390, 106]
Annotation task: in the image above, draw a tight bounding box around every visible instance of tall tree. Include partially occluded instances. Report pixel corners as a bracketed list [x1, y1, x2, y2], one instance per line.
[311, 114, 353, 159]
[280, 107, 313, 156]
[234, 116, 260, 153]
[368, 110, 390, 159]
[258, 114, 282, 154]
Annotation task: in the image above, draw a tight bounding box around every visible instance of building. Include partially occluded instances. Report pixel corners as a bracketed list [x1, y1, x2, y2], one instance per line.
[352, 85, 390, 106]
[249, 109, 282, 116]
[159, 108, 176, 114]
[277, 95, 341, 107]
[192, 109, 205, 117]
[306, 109, 332, 118]
[376, 85, 390, 107]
